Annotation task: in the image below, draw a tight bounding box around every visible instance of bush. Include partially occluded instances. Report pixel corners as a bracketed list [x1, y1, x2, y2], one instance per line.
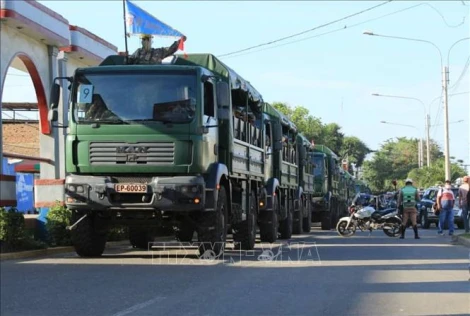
[45, 202, 72, 247]
[0, 207, 47, 253]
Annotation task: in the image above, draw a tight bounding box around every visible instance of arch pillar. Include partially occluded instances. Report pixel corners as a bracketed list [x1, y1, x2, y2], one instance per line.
[38, 45, 61, 180]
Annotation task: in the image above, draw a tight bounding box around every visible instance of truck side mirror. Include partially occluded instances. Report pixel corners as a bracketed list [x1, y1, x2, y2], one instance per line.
[216, 81, 230, 108]
[49, 83, 61, 110]
[48, 108, 58, 122]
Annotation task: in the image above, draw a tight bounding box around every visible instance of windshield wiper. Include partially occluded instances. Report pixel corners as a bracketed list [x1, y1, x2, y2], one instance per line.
[95, 118, 129, 124]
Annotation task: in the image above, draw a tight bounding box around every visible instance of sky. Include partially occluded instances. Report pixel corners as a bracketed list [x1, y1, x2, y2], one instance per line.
[2, 1, 470, 169]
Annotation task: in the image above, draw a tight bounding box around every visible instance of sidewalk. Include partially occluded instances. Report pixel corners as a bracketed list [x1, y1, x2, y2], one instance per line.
[451, 233, 470, 248]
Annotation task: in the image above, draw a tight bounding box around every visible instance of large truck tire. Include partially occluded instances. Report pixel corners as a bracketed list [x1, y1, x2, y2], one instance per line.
[302, 204, 312, 233]
[71, 212, 107, 257]
[233, 191, 257, 250]
[279, 207, 293, 239]
[321, 212, 332, 230]
[129, 228, 155, 249]
[292, 203, 302, 235]
[197, 187, 228, 258]
[260, 197, 279, 243]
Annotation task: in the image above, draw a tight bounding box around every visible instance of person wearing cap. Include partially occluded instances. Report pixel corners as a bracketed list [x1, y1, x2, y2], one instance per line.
[127, 34, 186, 65]
[436, 180, 455, 236]
[458, 176, 469, 233]
[397, 178, 420, 239]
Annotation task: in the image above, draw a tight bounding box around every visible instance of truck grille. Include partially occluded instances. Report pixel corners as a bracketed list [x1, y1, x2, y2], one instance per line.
[90, 142, 174, 165]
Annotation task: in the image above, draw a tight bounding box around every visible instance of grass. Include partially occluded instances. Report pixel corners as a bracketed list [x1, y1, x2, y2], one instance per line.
[457, 233, 470, 239]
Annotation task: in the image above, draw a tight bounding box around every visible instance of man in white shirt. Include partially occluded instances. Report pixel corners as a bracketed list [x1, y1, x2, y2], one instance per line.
[436, 180, 455, 236]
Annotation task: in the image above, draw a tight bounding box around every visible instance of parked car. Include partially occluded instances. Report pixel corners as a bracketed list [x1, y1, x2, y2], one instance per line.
[417, 186, 464, 229]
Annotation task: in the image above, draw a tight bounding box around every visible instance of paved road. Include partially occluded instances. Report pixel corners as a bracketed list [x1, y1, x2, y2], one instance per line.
[1, 226, 469, 316]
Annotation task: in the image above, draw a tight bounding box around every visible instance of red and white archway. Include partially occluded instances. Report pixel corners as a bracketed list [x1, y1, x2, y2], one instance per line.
[0, 0, 117, 207]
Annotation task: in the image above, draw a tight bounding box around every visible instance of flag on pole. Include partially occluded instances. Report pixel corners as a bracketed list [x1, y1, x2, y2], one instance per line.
[178, 38, 187, 58]
[125, 0, 184, 38]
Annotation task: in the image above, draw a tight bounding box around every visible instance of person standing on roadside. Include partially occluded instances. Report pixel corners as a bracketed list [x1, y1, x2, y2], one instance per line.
[397, 178, 420, 239]
[458, 176, 469, 233]
[436, 180, 455, 236]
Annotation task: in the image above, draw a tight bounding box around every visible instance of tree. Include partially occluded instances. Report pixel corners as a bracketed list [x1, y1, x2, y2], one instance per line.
[271, 101, 370, 173]
[321, 123, 344, 154]
[362, 136, 462, 192]
[362, 137, 420, 192]
[407, 158, 467, 188]
[340, 136, 371, 168]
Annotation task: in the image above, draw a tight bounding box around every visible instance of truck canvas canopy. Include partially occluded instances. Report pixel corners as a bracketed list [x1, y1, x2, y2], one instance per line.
[173, 54, 264, 114]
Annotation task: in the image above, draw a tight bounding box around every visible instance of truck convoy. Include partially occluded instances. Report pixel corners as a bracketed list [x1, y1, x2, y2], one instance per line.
[48, 53, 361, 257]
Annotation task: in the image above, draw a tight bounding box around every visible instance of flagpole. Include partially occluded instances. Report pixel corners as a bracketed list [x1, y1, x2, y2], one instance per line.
[122, 0, 129, 63]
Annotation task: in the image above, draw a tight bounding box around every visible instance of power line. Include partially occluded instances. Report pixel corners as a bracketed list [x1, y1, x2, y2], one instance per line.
[425, 2, 466, 27]
[449, 55, 470, 91]
[222, 2, 428, 60]
[218, 0, 394, 58]
[220, 2, 464, 60]
[1, 112, 40, 130]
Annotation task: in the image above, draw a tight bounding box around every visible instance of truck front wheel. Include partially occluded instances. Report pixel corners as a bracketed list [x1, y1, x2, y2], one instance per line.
[293, 200, 302, 235]
[71, 212, 107, 257]
[197, 187, 228, 258]
[233, 190, 257, 250]
[259, 197, 279, 243]
[302, 200, 312, 233]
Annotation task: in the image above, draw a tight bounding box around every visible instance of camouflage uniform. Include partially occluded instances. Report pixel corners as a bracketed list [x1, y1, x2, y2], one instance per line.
[128, 40, 180, 65]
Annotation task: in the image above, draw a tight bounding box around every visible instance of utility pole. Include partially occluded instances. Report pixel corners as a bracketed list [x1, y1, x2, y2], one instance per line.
[426, 114, 431, 167]
[418, 140, 421, 168]
[443, 66, 451, 180]
[420, 139, 424, 168]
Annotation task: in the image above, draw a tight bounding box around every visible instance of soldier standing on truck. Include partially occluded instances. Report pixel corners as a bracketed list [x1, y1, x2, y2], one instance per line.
[397, 178, 420, 239]
[127, 34, 187, 65]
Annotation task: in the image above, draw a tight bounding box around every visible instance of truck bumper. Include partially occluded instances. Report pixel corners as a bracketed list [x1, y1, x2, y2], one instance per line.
[64, 174, 207, 212]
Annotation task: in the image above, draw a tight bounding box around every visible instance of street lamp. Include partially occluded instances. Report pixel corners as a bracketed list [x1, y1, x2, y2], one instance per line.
[431, 119, 464, 127]
[373, 93, 430, 167]
[364, 30, 470, 181]
[380, 120, 424, 168]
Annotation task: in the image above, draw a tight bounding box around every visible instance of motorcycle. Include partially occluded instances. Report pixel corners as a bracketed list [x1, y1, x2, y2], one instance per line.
[336, 203, 402, 237]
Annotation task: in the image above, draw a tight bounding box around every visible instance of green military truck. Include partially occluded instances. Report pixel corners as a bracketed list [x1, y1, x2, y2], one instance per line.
[311, 144, 347, 230]
[295, 134, 315, 233]
[48, 53, 280, 257]
[258, 103, 300, 241]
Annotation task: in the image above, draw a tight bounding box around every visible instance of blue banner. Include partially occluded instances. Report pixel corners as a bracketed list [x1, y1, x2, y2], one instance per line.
[16, 173, 34, 213]
[125, 0, 184, 38]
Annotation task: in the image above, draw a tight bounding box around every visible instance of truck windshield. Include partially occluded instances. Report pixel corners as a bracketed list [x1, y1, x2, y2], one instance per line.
[73, 72, 197, 124]
[313, 155, 324, 176]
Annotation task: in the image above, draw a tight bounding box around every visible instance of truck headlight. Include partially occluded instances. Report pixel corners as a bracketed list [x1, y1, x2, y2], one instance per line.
[179, 185, 201, 194]
[66, 184, 86, 194]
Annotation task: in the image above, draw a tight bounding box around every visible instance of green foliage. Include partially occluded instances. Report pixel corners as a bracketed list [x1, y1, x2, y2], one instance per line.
[0, 207, 47, 253]
[45, 202, 72, 246]
[271, 102, 370, 169]
[362, 137, 465, 192]
[407, 158, 467, 188]
[340, 136, 371, 168]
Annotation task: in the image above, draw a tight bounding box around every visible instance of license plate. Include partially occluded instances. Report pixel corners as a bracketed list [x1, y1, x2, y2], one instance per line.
[114, 183, 148, 193]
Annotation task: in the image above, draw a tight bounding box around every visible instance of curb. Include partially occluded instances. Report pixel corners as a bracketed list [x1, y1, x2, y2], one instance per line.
[0, 235, 173, 261]
[451, 235, 470, 248]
